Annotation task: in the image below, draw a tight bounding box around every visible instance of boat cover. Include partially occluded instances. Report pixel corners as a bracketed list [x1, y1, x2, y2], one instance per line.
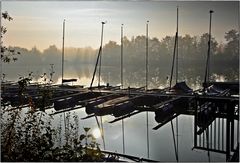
[172, 81, 193, 93]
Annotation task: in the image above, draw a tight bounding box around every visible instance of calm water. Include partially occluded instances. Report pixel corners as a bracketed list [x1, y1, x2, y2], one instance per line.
[2, 63, 238, 161]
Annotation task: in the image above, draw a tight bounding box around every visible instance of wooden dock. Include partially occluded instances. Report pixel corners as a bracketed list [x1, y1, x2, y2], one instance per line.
[1, 81, 239, 161]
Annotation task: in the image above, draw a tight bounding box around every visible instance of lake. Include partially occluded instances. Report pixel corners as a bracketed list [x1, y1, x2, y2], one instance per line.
[1, 62, 238, 161]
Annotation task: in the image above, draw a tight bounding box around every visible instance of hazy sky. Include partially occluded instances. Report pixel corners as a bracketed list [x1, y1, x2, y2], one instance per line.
[1, 1, 239, 51]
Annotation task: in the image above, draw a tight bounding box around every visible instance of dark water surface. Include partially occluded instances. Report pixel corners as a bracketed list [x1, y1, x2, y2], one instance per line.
[2, 63, 238, 161]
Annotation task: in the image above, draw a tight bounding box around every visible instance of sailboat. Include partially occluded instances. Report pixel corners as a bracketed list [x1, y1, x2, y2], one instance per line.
[60, 19, 78, 85]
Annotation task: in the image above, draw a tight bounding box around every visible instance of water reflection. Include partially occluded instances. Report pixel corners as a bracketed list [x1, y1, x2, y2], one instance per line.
[2, 63, 239, 162]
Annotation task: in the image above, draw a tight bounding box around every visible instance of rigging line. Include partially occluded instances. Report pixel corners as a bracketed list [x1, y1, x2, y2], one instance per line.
[90, 46, 102, 88]
[98, 49, 102, 87]
[98, 22, 105, 87]
[169, 31, 178, 90]
[171, 120, 179, 162]
[204, 10, 214, 91]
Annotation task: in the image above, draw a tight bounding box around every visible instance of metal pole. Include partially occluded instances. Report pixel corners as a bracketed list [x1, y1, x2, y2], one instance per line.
[121, 24, 124, 89]
[176, 6, 179, 84]
[146, 21, 150, 159]
[204, 10, 214, 91]
[98, 21, 106, 87]
[146, 21, 149, 91]
[61, 19, 65, 85]
[121, 24, 125, 154]
[0, 1, 2, 50]
[175, 7, 179, 156]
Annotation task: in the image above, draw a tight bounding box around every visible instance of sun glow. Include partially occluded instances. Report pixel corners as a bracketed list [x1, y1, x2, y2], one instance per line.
[92, 128, 101, 139]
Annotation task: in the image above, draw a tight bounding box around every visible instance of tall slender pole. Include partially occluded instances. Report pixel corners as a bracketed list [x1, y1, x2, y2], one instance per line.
[146, 21, 149, 91]
[204, 10, 214, 91]
[175, 6, 179, 159]
[121, 24, 124, 88]
[61, 19, 65, 85]
[120, 24, 125, 154]
[0, 1, 2, 51]
[146, 20, 150, 159]
[98, 21, 106, 87]
[170, 7, 179, 89]
[176, 7, 179, 84]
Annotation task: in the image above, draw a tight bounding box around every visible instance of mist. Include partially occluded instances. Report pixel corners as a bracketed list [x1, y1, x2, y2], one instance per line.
[2, 30, 239, 88]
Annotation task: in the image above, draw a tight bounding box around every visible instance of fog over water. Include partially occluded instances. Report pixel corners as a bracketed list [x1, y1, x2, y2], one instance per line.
[2, 51, 238, 161]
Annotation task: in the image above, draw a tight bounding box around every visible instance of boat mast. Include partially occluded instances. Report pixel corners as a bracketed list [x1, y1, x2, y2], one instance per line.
[204, 10, 214, 91]
[145, 20, 150, 159]
[175, 6, 179, 158]
[61, 19, 65, 85]
[121, 24, 124, 88]
[176, 7, 179, 83]
[146, 21, 149, 91]
[169, 7, 179, 89]
[121, 24, 125, 154]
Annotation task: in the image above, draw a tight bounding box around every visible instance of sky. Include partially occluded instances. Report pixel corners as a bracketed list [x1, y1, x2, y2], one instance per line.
[1, 0, 239, 51]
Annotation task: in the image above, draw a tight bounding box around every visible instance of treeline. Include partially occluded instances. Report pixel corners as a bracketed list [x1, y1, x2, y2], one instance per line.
[6, 45, 97, 67]
[7, 29, 239, 66]
[102, 29, 238, 68]
[3, 29, 239, 82]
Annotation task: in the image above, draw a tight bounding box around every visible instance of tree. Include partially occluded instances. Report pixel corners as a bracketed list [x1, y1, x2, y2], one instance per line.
[224, 29, 239, 59]
[1, 12, 20, 63]
[178, 34, 198, 59]
[197, 33, 218, 60]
